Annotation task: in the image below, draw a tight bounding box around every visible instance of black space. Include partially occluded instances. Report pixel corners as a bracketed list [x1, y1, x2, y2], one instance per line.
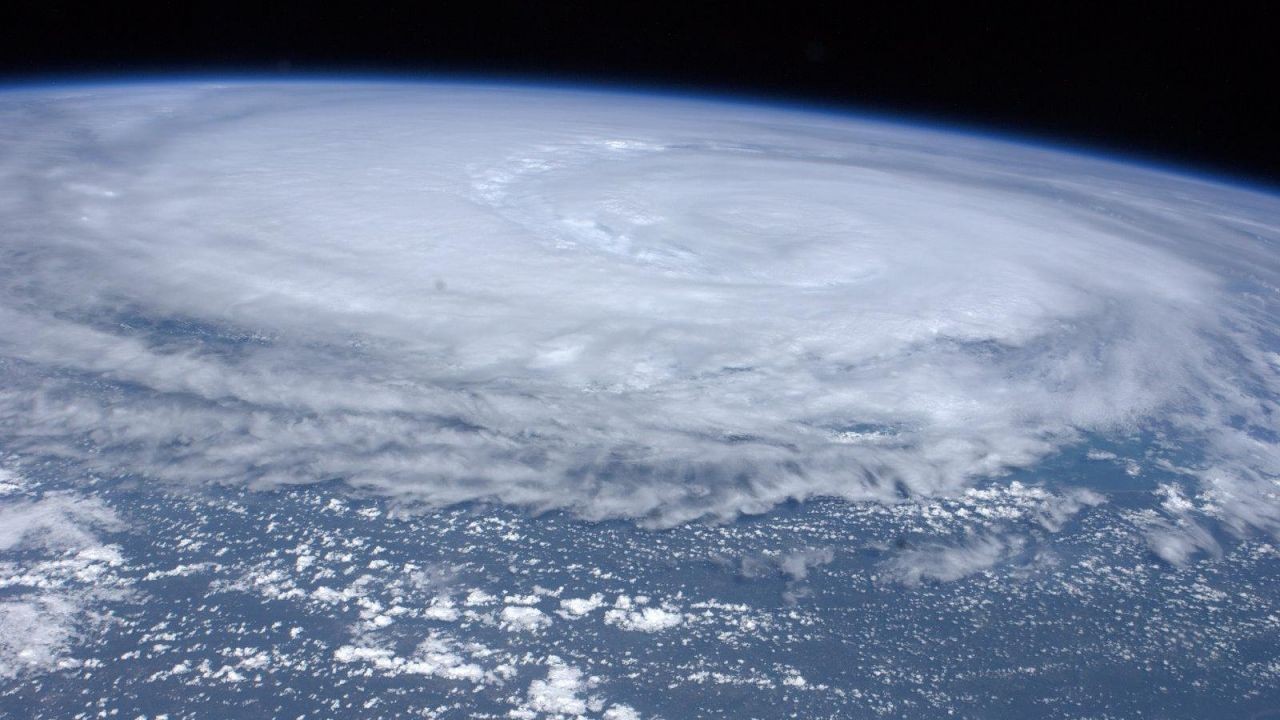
[2, 2, 1277, 186]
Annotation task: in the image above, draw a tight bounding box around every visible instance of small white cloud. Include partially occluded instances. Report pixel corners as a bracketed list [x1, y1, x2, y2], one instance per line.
[603, 704, 642, 720]
[422, 596, 459, 622]
[464, 589, 496, 606]
[556, 593, 605, 619]
[604, 605, 683, 633]
[499, 605, 551, 632]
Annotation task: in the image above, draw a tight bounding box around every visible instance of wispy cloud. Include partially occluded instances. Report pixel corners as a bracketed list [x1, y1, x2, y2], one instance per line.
[885, 534, 1022, 586]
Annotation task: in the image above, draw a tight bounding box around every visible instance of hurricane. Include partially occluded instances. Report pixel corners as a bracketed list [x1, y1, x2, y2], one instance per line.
[1, 81, 1278, 718]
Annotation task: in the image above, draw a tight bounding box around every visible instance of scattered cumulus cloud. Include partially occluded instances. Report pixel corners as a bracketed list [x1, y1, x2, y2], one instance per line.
[604, 595, 684, 632]
[0, 490, 131, 679]
[511, 655, 640, 719]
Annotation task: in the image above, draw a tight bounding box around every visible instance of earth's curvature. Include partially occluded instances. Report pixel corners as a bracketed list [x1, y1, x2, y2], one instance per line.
[1, 80, 1278, 718]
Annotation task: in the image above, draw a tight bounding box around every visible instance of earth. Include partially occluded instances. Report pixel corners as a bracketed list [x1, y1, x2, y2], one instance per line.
[1, 80, 1278, 719]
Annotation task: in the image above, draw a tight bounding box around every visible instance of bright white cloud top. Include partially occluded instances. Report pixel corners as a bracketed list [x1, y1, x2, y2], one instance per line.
[0, 81, 1277, 542]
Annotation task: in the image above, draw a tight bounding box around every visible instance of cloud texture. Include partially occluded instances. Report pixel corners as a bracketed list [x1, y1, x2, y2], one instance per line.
[0, 82, 1277, 532]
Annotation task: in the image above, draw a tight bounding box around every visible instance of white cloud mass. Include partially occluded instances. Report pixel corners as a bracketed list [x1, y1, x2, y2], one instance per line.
[0, 492, 128, 678]
[0, 81, 1277, 537]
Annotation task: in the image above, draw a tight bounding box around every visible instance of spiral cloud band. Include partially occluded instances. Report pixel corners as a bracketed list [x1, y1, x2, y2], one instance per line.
[1, 82, 1277, 534]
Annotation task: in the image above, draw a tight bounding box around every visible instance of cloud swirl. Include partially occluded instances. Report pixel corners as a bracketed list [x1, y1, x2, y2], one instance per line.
[0, 82, 1277, 531]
